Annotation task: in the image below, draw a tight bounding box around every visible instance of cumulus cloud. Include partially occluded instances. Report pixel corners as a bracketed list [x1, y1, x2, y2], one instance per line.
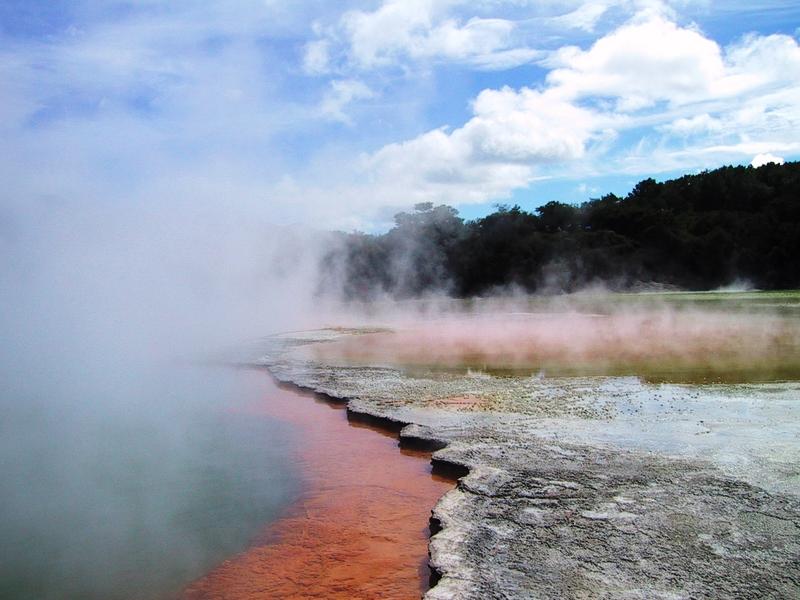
[349, 14, 800, 207]
[541, 16, 800, 115]
[546, 17, 725, 109]
[3, 1, 800, 228]
[356, 86, 610, 206]
[363, 127, 535, 205]
[466, 87, 602, 162]
[751, 153, 786, 167]
[726, 31, 800, 83]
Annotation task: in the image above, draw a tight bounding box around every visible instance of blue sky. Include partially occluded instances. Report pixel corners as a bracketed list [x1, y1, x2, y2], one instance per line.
[1, 1, 799, 231]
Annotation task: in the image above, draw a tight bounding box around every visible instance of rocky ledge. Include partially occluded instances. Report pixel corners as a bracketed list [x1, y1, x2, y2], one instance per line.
[252, 329, 800, 599]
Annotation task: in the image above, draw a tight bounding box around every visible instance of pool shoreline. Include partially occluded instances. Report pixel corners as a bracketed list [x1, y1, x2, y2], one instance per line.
[254, 326, 800, 599]
[181, 369, 457, 599]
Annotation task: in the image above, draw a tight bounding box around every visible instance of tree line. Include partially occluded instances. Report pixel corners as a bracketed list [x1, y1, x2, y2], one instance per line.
[320, 161, 800, 299]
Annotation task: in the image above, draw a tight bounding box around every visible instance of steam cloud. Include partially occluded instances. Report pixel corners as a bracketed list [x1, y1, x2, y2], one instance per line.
[0, 197, 330, 599]
[306, 295, 800, 384]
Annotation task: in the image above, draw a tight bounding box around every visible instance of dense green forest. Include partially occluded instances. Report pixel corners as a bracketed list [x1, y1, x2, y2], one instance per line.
[321, 162, 800, 299]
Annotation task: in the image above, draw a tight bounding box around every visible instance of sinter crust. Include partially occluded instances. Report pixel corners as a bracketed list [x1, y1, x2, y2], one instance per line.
[256, 330, 800, 600]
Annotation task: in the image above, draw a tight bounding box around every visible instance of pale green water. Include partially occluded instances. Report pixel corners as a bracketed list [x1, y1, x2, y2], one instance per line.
[0, 367, 299, 600]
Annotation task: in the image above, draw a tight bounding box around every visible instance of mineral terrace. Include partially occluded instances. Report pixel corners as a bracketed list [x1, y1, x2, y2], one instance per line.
[250, 327, 800, 599]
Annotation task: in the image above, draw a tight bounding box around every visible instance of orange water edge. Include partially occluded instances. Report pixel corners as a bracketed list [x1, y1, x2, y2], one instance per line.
[181, 375, 455, 600]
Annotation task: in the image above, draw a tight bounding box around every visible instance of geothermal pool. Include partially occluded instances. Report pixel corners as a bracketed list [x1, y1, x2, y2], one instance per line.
[305, 304, 800, 383]
[0, 367, 299, 600]
[182, 375, 455, 600]
[260, 308, 800, 599]
[6, 293, 797, 599]
[1, 366, 454, 600]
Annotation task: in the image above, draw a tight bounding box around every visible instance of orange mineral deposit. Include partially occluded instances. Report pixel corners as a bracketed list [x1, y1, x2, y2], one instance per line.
[182, 375, 454, 600]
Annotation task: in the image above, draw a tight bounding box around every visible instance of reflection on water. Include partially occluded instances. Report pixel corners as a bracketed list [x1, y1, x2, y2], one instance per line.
[308, 306, 800, 385]
[0, 367, 298, 600]
[401, 363, 800, 384]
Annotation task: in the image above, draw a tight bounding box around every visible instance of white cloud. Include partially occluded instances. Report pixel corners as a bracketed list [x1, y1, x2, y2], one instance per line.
[363, 127, 535, 205]
[306, 0, 692, 74]
[319, 79, 374, 123]
[543, 16, 800, 112]
[751, 153, 786, 167]
[344, 14, 800, 209]
[308, 0, 538, 72]
[725, 32, 800, 89]
[411, 16, 539, 67]
[660, 114, 723, 136]
[465, 87, 602, 163]
[359, 86, 606, 206]
[546, 17, 725, 109]
[3, 2, 799, 229]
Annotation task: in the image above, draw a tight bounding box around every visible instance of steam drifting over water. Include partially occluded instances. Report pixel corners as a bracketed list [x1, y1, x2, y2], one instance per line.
[306, 295, 800, 383]
[0, 200, 329, 599]
[3, 2, 800, 597]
